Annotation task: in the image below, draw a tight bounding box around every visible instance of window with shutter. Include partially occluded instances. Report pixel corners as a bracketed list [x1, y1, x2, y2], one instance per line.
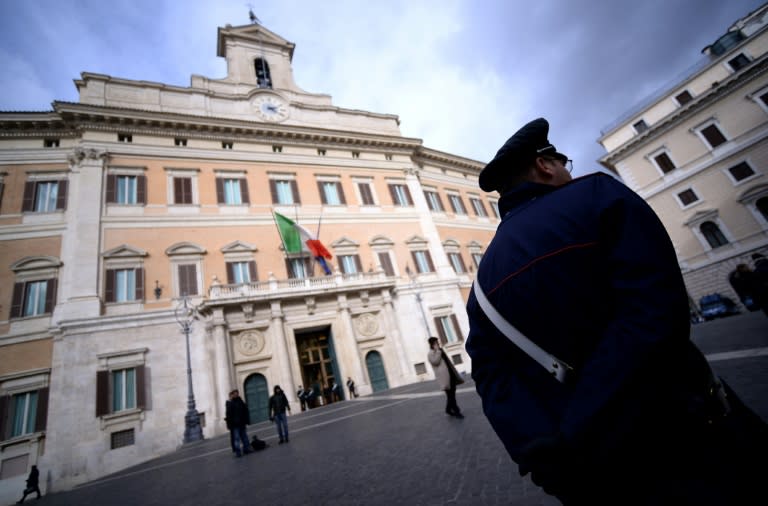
[699, 124, 727, 149]
[178, 264, 198, 296]
[377, 252, 395, 276]
[358, 183, 375, 205]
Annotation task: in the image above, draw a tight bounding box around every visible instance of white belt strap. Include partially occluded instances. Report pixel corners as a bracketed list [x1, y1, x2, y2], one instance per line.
[472, 280, 573, 383]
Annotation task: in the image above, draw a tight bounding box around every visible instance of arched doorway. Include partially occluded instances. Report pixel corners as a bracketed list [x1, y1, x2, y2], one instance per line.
[365, 350, 389, 392]
[244, 373, 269, 423]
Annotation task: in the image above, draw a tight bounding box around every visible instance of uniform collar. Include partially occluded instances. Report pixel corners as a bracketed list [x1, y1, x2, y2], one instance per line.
[498, 181, 558, 216]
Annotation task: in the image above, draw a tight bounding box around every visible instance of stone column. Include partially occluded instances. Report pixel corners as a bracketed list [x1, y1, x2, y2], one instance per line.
[270, 301, 295, 395]
[210, 307, 233, 427]
[53, 148, 107, 322]
[336, 294, 367, 391]
[381, 288, 410, 380]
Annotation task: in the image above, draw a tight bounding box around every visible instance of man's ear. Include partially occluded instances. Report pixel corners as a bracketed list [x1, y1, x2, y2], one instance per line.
[530, 157, 554, 182]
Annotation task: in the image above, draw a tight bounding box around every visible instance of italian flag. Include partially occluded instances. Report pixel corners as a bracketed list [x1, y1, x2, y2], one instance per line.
[274, 212, 333, 260]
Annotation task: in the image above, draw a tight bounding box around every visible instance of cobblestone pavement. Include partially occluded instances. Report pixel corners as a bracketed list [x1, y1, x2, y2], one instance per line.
[36, 378, 558, 506]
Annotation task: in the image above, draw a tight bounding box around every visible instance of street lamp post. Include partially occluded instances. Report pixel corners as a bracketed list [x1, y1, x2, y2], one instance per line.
[175, 296, 204, 444]
[406, 265, 431, 338]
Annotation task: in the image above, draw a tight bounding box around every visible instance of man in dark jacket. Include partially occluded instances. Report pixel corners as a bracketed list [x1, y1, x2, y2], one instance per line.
[224, 389, 251, 457]
[16, 465, 41, 503]
[268, 385, 291, 444]
[466, 118, 767, 505]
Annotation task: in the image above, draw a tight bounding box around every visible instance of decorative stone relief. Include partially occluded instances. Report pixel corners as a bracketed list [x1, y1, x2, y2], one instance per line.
[355, 312, 379, 337]
[67, 147, 106, 165]
[236, 330, 265, 356]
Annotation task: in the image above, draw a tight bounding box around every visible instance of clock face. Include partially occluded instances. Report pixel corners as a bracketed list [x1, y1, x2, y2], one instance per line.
[254, 95, 289, 122]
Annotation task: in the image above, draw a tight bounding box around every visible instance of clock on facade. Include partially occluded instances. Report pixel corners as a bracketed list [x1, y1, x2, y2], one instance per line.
[253, 95, 289, 122]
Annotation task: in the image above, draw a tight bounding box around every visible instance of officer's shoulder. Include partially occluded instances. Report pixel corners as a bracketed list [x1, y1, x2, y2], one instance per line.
[566, 172, 632, 195]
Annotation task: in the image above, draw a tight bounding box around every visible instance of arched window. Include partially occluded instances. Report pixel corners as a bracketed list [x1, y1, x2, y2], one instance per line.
[700, 221, 729, 248]
[254, 58, 272, 89]
[757, 197, 768, 221]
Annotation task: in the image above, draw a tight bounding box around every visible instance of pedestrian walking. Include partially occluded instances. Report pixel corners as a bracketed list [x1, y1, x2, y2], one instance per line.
[224, 389, 251, 457]
[466, 117, 768, 505]
[16, 465, 41, 503]
[427, 337, 464, 418]
[297, 385, 307, 411]
[346, 377, 358, 398]
[269, 385, 291, 444]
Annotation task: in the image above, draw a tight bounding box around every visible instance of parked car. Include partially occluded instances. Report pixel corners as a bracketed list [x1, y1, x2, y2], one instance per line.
[698, 293, 741, 321]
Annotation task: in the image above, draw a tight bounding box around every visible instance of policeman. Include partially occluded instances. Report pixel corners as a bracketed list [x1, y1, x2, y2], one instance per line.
[466, 118, 767, 505]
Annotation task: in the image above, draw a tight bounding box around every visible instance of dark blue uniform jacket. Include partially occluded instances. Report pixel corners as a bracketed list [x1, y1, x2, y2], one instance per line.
[466, 173, 713, 469]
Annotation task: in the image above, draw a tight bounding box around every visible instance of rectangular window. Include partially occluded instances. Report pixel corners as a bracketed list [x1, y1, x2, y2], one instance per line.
[728, 161, 756, 182]
[728, 53, 750, 71]
[10, 279, 56, 318]
[270, 179, 300, 205]
[339, 255, 362, 274]
[272, 145, 283, 153]
[700, 124, 727, 148]
[117, 176, 137, 204]
[633, 120, 648, 133]
[118, 133, 132, 143]
[112, 368, 136, 412]
[317, 149, 326, 156]
[174, 138, 187, 147]
[173, 177, 193, 204]
[358, 182, 375, 206]
[111, 428, 135, 449]
[216, 178, 249, 205]
[677, 189, 699, 206]
[389, 184, 413, 206]
[43, 138, 60, 148]
[34, 181, 58, 212]
[412, 250, 434, 273]
[490, 201, 500, 218]
[352, 151, 360, 159]
[377, 252, 395, 276]
[105, 268, 144, 303]
[424, 190, 444, 212]
[222, 141, 233, 149]
[675, 90, 693, 106]
[11, 391, 38, 437]
[178, 264, 198, 296]
[448, 252, 466, 274]
[414, 363, 427, 375]
[226, 261, 256, 284]
[318, 181, 346, 205]
[448, 194, 467, 215]
[385, 154, 393, 161]
[472, 253, 483, 268]
[287, 257, 312, 279]
[106, 175, 146, 205]
[653, 152, 676, 174]
[434, 314, 462, 345]
[469, 197, 487, 217]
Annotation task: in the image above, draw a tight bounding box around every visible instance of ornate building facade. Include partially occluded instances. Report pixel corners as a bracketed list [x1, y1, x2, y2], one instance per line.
[598, 5, 768, 310]
[0, 23, 498, 497]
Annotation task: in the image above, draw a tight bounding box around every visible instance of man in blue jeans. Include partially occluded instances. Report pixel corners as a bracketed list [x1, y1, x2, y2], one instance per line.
[224, 389, 251, 457]
[269, 385, 291, 443]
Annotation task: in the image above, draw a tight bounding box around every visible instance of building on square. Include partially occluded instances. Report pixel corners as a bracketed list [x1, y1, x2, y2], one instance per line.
[598, 4, 768, 311]
[0, 22, 497, 495]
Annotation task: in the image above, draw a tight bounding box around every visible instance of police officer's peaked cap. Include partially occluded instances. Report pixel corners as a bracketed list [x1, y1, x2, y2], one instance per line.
[479, 117, 567, 192]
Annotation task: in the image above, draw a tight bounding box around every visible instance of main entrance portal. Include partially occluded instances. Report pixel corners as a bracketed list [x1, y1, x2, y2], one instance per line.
[295, 327, 342, 405]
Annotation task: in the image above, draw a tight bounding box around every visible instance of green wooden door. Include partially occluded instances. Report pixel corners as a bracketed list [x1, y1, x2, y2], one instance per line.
[244, 373, 269, 423]
[365, 351, 389, 392]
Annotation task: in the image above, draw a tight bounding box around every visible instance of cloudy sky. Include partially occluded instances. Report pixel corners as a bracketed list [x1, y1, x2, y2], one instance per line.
[0, 0, 765, 177]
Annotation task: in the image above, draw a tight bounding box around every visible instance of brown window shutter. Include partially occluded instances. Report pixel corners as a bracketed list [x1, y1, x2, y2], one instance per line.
[173, 177, 182, 204]
[435, 317, 447, 345]
[304, 257, 313, 275]
[354, 255, 363, 273]
[226, 262, 235, 284]
[136, 365, 146, 410]
[105, 269, 115, 303]
[96, 370, 110, 416]
[178, 265, 193, 296]
[182, 177, 192, 204]
[269, 180, 278, 203]
[56, 179, 68, 210]
[337, 182, 347, 204]
[478, 200, 488, 216]
[436, 194, 445, 211]
[240, 180, 250, 204]
[359, 183, 374, 205]
[337, 256, 345, 274]
[388, 184, 397, 205]
[457, 254, 467, 273]
[459, 197, 467, 214]
[403, 185, 413, 206]
[248, 261, 258, 282]
[425, 251, 435, 272]
[450, 314, 463, 341]
[378, 252, 394, 276]
[0, 395, 10, 440]
[291, 180, 301, 204]
[35, 387, 49, 432]
[410, 251, 418, 272]
[137, 175, 147, 204]
[44, 278, 57, 313]
[135, 268, 145, 300]
[11, 282, 24, 318]
[106, 174, 117, 203]
[284, 258, 294, 279]
[216, 178, 225, 204]
[22, 181, 36, 212]
[317, 181, 327, 204]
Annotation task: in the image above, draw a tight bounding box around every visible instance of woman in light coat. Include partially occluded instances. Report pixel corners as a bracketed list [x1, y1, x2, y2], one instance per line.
[427, 337, 464, 418]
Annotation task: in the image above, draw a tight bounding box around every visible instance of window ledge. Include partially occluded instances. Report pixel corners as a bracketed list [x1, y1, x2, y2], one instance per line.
[100, 408, 144, 430]
[0, 431, 45, 450]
